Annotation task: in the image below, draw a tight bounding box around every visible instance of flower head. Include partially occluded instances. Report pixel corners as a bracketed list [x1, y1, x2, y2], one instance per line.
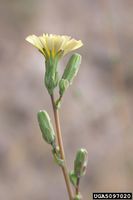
[26, 34, 83, 60]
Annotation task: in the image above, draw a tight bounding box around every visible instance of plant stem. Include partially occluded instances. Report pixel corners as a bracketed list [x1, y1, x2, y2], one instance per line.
[50, 94, 73, 200]
[75, 177, 80, 195]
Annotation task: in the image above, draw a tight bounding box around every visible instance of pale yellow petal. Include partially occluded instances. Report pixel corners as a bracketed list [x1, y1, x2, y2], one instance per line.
[53, 36, 64, 52]
[26, 33, 83, 59]
[39, 36, 50, 57]
[26, 35, 44, 54]
[60, 36, 71, 51]
[64, 39, 83, 55]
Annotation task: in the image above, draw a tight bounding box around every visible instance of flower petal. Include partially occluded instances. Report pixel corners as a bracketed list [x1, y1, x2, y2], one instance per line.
[26, 35, 44, 54]
[64, 39, 83, 55]
[26, 34, 83, 59]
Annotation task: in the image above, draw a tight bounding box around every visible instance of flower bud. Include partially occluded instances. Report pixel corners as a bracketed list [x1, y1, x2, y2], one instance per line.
[74, 148, 88, 177]
[45, 54, 59, 95]
[37, 110, 55, 145]
[59, 79, 69, 97]
[74, 194, 82, 200]
[62, 53, 81, 84]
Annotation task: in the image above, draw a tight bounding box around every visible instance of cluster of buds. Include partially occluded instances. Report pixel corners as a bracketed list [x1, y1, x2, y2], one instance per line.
[38, 110, 88, 199]
[26, 34, 83, 97]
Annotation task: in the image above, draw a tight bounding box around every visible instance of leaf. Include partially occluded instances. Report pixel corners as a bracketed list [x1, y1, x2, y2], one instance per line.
[52, 147, 64, 167]
[69, 171, 78, 187]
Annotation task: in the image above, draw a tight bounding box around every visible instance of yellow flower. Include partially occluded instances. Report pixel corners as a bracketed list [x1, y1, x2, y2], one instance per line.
[26, 34, 83, 59]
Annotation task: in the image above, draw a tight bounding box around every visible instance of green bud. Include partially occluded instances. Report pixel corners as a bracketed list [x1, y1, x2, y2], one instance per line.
[74, 194, 82, 200]
[45, 53, 59, 95]
[37, 110, 55, 145]
[59, 78, 69, 97]
[74, 148, 88, 177]
[62, 53, 81, 84]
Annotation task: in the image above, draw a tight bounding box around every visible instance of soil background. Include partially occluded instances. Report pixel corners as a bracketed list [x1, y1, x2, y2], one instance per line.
[0, 0, 133, 199]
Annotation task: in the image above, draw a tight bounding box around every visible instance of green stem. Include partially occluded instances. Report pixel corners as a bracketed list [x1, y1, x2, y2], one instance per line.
[50, 94, 73, 200]
[75, 177, 80, 195]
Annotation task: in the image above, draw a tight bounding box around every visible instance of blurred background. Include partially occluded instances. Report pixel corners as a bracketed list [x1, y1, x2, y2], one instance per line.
[0, 0, 133, 199]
